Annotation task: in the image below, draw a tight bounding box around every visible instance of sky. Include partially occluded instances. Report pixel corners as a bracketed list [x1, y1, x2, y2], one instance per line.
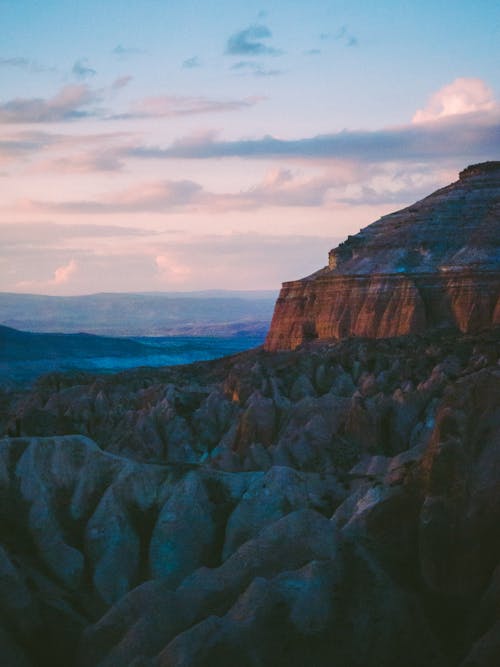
[1, 0, 499, 295]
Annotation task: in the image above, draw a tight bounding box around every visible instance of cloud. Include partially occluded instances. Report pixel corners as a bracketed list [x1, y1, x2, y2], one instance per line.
[0, 56, 55, 73]
[53, 259, 78, 284]
[0, 222, 156, 248]
[72, 58, 97, 79]
[0, 56, 30, 68]
[225, 24, 283, 56]
[32, 179, 203, 214]
[0, 84, 101, 123]
[1, 224, 163, 294]
[39, 149, 125, 173]
[336, 29, 358, 48]
[152, 233, 341, 288]
[16, 258, 78, 290]
[111, 75, 133, 90]
[111, 94, 265, 120]
[0, 224, 185, 294]
[112, 44, 145, 57]
[0, 130, 77, 166]
[182, 56, 202, 69]
[230, 61, 283, 77]
[413, 77, 496, 123]
[0, 134, 52, 161]
[304, 49, 321, 56]
[1, 129, 133, 171]
[338, 184, 431, 206]
[127, 107, 499, 164]
[0, 84, 262, 126]
[28, 168, 341, 214]
[322, 26, 359, 47]
[207, 168, 335, 211]
[155, 253, 191, 283]
[2, 233, 341, 293]
[3, 248, 149, 295]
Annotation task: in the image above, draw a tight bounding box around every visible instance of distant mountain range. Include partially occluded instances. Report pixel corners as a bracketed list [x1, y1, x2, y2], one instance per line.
[0, 290, 277, 336]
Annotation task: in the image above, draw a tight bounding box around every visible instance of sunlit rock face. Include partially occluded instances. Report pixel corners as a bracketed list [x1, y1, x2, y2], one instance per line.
[265, 162, 500, 350]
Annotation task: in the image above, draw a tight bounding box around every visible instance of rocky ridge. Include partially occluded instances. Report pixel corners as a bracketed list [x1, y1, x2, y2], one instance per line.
[1, 329, 499, 666]
[265, 162, 500, 350]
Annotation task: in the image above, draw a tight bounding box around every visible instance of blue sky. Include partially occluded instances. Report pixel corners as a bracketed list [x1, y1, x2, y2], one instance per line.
[1, 0, 499, 294]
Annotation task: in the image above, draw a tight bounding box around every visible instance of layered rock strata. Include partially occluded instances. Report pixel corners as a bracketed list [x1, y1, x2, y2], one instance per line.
[265, 162, 500, 350]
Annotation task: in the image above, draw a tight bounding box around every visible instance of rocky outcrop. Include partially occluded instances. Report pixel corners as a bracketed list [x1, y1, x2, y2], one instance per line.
[2, 331, 498, 473]
[265, 162, 500, 350]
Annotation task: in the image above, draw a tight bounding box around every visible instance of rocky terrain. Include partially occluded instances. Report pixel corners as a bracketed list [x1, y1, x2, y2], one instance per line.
[265, 162, 500, 350]
[1, 162, 499, 666]
[1, 328, 499, 666]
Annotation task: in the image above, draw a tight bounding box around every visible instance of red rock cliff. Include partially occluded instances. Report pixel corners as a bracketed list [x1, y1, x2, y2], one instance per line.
[265, 162, 500, 350]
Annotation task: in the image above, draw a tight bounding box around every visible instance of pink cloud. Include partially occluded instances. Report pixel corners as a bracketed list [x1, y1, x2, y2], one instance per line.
[16, 258, 78, 291]
[22, 179, 201, 214]
[113, 94, 266, 119]
[53, 259, 78, 284]
[20, 163, 450, 216]
[155, 254, 191, 284]
[413, 77, 496, 123]
[37, 150, 125, 173]
[0, 84, 100, 123]
[199, 168, 334, 212]
[26, 169, 335, 214]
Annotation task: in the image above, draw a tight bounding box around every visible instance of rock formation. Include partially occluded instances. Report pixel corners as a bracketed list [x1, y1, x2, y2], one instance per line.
[1, 162, 500, 666]
[265, 162, 500, 350]
[1, 330, 499, 666]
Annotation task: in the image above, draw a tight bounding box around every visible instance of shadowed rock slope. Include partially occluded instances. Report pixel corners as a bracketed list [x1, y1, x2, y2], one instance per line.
[265, 162, 500, 350]
[1, 329, 499, 666]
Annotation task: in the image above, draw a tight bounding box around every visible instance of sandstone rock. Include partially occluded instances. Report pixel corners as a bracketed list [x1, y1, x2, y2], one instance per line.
[15, 438, 86, 590]
[222, 466, 342, 559]
[1, 330, 499, 666]
[77, 581, 188, 667]
[179, 509, 338, 609]
[233, 390, 276, 454]
[130, 542, 443, 667]
[149, 472, 217, 587]
[418, 369, 500, 598]
[266, 162, 500, 350]
[85, 486, 141, 605]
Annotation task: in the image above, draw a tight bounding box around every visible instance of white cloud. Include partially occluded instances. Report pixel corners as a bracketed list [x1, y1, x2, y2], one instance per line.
[413, 77, 496, 123]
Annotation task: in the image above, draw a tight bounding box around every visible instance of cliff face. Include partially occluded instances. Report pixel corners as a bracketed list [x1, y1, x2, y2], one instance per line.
[265, 162, 500, 350]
